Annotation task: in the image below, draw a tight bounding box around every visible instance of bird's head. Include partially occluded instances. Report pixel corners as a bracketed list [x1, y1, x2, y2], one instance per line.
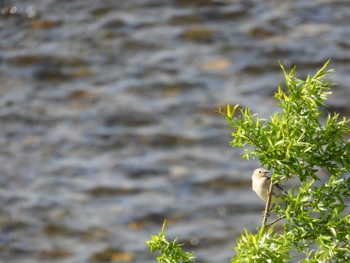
[253, 168, 270, 178]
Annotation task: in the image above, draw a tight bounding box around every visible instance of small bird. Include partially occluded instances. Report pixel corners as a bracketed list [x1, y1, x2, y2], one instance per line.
[252, 168, 285, 204]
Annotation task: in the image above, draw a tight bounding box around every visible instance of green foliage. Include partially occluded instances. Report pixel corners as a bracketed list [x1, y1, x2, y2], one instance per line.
[222, 60, 350, 262]
[224, 60, 346, 181]
[148, 61, 350, 262]
[147, 221, 195, 263]
[232, 228, 290, 263]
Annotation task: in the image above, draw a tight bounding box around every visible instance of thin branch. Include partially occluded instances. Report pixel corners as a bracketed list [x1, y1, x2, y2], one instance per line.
[261, 179, 275, 232]
[266, 215, 286, 229]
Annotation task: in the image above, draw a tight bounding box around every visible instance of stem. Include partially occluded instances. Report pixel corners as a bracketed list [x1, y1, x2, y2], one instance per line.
[266, 215, 286, 229]
[261, 179, 274, 232]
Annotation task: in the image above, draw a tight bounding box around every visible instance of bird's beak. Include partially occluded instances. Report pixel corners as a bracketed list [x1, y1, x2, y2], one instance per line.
[265, 170, 270, 174]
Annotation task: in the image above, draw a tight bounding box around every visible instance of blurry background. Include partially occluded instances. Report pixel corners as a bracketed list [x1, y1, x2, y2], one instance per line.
[1, 0, 350, 262]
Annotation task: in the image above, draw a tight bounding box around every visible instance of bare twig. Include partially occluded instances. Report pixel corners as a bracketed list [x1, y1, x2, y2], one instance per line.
[266, 215, 286, 229]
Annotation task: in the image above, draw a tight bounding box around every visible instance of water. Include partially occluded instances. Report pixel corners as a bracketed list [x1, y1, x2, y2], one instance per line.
[0, 0, 349, 262]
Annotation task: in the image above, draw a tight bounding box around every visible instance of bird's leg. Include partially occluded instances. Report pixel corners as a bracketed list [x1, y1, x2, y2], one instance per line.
[263, 202, 279, 218]
[262, 210, 270, 217]
[262, 204, 274, 217]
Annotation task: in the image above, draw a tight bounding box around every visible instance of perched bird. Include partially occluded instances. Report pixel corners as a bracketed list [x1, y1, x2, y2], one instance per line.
[252, 168, 285, 204]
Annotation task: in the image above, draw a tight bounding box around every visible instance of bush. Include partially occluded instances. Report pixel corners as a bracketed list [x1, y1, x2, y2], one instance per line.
[148, 60, 350, 262]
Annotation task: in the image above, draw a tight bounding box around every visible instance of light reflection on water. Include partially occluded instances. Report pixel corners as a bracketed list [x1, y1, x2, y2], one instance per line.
[0, 0, 349, 262]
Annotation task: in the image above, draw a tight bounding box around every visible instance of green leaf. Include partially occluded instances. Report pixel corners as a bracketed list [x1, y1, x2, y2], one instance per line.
[227, 104, 239, 119]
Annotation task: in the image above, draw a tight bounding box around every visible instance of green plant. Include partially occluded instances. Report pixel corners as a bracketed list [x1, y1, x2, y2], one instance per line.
[225, 60, 350, 262]
[147, 221, 195, 263]
[147, 60, 350, 262]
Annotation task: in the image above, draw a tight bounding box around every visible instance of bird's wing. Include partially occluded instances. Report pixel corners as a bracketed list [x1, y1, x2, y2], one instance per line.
[275, 183, 285, 192]
[274, 183, 286, 197]
[267, 176, 286, 196]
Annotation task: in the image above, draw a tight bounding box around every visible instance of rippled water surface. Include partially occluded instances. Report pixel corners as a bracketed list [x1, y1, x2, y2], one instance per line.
[1, 0, 350, 262]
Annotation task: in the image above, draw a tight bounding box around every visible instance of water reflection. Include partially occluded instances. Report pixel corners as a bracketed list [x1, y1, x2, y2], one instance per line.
[0, 1, 349, 262]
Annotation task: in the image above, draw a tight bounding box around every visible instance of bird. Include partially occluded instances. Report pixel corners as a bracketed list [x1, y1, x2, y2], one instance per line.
[252, 168, 285, 204]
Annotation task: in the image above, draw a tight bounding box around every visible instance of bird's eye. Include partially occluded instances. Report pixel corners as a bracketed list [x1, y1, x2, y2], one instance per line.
[259, 171, 261, 173]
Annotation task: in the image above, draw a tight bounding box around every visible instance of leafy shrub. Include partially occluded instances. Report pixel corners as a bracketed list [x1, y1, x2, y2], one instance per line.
[148, 60, 350, 262]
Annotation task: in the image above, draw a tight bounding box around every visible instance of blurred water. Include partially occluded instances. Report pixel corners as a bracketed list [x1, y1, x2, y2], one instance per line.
[0, 0, 350, 262]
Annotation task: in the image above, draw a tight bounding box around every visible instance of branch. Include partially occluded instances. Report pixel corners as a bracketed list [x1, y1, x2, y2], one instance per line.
[266, 215, 286, 229]
[261, 179, 275, 232]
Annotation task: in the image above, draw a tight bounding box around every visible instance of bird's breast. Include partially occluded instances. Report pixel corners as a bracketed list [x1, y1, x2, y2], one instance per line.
[252, 177, 269, 201]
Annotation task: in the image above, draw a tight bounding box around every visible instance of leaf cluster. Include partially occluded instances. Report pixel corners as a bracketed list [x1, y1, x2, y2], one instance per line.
[223, 60, 350, 183]
[147, 221, 195, 263]
[222, 60, 350, 262]
[148, 61, 350, 263]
